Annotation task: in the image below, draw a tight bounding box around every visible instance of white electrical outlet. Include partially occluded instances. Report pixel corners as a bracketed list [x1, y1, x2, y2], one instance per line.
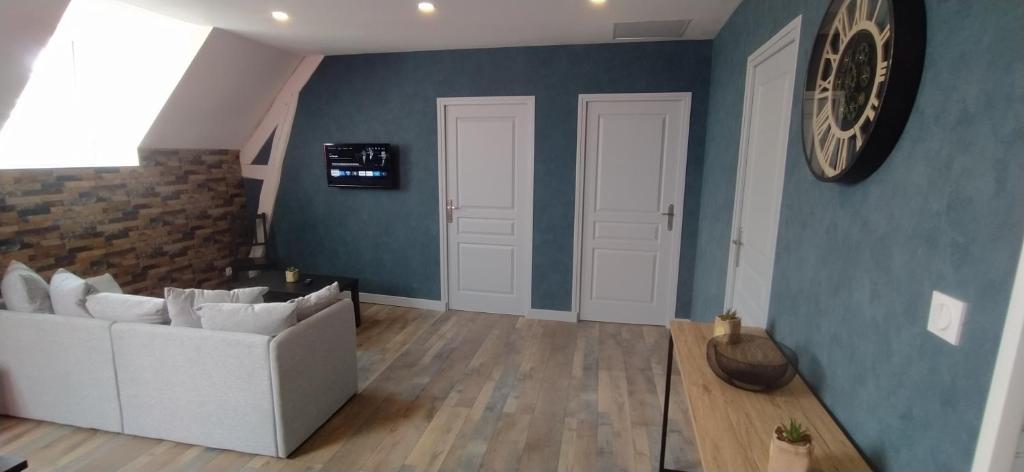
[928, 290, 966, 346]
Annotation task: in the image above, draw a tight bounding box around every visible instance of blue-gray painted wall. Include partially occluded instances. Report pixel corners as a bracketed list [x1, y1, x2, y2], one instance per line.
[690, 1, 1024, 470]
[270, 42, 712, 313]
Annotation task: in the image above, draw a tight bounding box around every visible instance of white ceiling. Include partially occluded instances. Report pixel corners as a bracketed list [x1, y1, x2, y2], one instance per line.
[114, 0, 742, 55]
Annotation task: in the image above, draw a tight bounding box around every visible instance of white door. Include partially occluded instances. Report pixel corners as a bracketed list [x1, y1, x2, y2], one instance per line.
[725, 19, 801, 328]
[439, 97, 534, 315]
[578, 94, 690, 325]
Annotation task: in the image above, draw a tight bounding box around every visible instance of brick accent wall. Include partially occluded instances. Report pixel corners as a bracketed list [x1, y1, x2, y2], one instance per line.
[0, 149, 249, 297]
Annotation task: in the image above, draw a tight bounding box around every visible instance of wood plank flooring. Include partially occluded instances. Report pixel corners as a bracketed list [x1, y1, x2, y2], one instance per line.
[0, 304, 701, 471]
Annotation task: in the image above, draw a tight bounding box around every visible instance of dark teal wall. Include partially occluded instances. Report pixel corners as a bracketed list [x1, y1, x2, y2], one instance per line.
[270, 42, 711, 312]
[690, 1, 1024, 470]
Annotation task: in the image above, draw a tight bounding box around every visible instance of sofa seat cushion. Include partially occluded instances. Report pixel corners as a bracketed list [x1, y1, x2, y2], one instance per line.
[165, 287, 268, 328]
[86, 293, 168, 324]
[1, 261, 52, 314]
[197, 302, 297, 336]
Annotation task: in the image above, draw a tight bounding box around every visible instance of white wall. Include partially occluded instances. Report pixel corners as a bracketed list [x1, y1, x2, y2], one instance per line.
[0, 0, 69, 128]
[142, 28, 302, 150]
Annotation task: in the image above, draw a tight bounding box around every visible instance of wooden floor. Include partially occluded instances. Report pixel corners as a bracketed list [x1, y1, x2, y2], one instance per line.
[0, 304, 701, 471]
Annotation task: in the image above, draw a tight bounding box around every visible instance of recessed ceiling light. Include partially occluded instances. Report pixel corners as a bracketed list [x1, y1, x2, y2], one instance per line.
[590, 0, 606, 4]
[271, 11, 289, 22]
[418, 2, 435, 13]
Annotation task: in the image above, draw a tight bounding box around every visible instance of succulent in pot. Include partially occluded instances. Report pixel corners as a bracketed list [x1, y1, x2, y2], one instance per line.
[285, 266, 301, 283]
[768, 418, 812, 472]
[713, 309, 741, 344]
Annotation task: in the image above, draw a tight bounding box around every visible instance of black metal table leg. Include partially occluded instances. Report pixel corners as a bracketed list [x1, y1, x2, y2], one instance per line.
[349, 279, 361, 328]
[659, 335, 686, 472]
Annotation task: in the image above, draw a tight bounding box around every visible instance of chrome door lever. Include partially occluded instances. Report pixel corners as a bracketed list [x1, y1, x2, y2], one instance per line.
[446, 199, 458, 223]
[732, 227, 743, 267]
[660, 204, 675, 231]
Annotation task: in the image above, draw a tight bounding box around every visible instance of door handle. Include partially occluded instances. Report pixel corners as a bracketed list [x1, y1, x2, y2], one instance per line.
[732, 227, 743, 267]
[446, 199, 459, 223]
[660, 204, 675, 231]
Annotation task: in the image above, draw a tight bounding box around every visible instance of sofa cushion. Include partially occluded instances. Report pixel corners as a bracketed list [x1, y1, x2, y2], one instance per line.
[165, 287, 268, 328]
[86, 293, 168, 324]
[86, 273, 123, 294]
[288, 282, 341, 322]
[197, 302, 297, 336]
[50, 269, 96, 317]
[1, 261, 53, 314]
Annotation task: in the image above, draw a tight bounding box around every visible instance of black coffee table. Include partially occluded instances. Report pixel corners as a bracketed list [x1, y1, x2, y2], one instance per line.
[230, 270, 361, 327]
[0, 455, 26, 472]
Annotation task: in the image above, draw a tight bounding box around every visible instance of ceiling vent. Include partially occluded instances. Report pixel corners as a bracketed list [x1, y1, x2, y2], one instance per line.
[612, 20, 691, 40]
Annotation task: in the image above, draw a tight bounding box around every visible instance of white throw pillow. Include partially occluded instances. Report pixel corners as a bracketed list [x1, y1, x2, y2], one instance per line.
[49, 268, 96, 317]
[86, 292, 168, 324]
[164, 287, 269, 328]
[1, 261, 53, 313]
[288, 282, 341, 321]
[86, 273, 123, 294]
[196, 302, 297, 336]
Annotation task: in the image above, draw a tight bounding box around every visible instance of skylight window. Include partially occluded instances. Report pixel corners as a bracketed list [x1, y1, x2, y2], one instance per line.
[0, 0, 209, 169]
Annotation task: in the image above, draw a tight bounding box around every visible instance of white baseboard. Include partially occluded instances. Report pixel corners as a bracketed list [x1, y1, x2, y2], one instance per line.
[527, 309, 577, 323]
[358, 292, 446, 311]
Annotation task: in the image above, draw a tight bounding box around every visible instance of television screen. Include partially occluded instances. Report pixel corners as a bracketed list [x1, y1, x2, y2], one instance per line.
[324, 143, 398, 189]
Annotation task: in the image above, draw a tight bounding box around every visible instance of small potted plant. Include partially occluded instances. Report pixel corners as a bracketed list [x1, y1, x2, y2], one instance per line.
[769, 418, 812, 472]
[285, 267, 301, 283]
[713, 309, 741, 344]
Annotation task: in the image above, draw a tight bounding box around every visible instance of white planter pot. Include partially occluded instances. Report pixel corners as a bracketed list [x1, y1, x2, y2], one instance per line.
[768, 436, 812, 472]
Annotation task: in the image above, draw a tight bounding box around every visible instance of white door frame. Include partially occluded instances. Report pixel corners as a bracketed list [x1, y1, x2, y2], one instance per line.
[723, 16, 802, 323]
[435, 96, 535, 312]
[570, 92, 692, 326]
[973, 235, 1024, 471]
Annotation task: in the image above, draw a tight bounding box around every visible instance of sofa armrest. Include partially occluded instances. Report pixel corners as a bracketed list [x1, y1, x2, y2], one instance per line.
[270, 299, 358, 457]
[111, 323, 279, 456]
[0, 310, 122, 432]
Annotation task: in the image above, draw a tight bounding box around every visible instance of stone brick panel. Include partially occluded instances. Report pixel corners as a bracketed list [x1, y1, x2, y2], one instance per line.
[0, 149, 249, 297]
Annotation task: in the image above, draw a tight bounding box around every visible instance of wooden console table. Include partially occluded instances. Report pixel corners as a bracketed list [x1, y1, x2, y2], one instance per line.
[658, 320, 871, 471]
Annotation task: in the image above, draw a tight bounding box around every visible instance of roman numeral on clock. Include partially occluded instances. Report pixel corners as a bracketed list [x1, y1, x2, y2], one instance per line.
[814, 105, 831, 140]
[879, 24, 892, 44]
[836, 136, 851, 170]
[835, 8, 852, 42]
[865, 95, 881, 120]
[816, 78, 832, 100]
[855, 0, 871, 23]
[876, 59, 889, 82]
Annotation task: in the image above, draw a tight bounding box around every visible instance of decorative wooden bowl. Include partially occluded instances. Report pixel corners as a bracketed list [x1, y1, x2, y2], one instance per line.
[706, 334, 797, 392]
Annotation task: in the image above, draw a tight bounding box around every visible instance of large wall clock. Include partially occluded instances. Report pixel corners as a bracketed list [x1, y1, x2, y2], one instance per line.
[802, 0, 926, 183]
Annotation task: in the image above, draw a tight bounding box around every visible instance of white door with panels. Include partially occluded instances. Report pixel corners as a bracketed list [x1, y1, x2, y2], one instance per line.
[577, 94, 690, 326]
[438, 97, 534, 315]
[725, 19, 801, 329]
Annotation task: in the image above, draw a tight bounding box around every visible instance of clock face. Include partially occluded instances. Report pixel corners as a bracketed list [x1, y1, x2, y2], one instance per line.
[802, 0, 925, 183]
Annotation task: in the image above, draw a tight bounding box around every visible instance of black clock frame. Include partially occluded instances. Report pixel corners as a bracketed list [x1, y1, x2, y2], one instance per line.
[802, 0, 927, 183]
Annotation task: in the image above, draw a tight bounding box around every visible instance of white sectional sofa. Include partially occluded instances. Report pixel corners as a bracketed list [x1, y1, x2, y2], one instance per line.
[0, 299, 358, 457]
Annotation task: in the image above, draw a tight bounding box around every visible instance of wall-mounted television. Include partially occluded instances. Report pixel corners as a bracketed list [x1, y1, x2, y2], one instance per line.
[324, 143, 398, 189]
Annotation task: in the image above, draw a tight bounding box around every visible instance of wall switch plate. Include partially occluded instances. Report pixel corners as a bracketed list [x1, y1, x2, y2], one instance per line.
[928, 290, 967, 346]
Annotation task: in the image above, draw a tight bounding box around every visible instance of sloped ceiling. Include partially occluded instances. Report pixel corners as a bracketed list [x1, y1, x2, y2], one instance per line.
[0, 0, 69, 129]
[142, 28, 302, 150]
